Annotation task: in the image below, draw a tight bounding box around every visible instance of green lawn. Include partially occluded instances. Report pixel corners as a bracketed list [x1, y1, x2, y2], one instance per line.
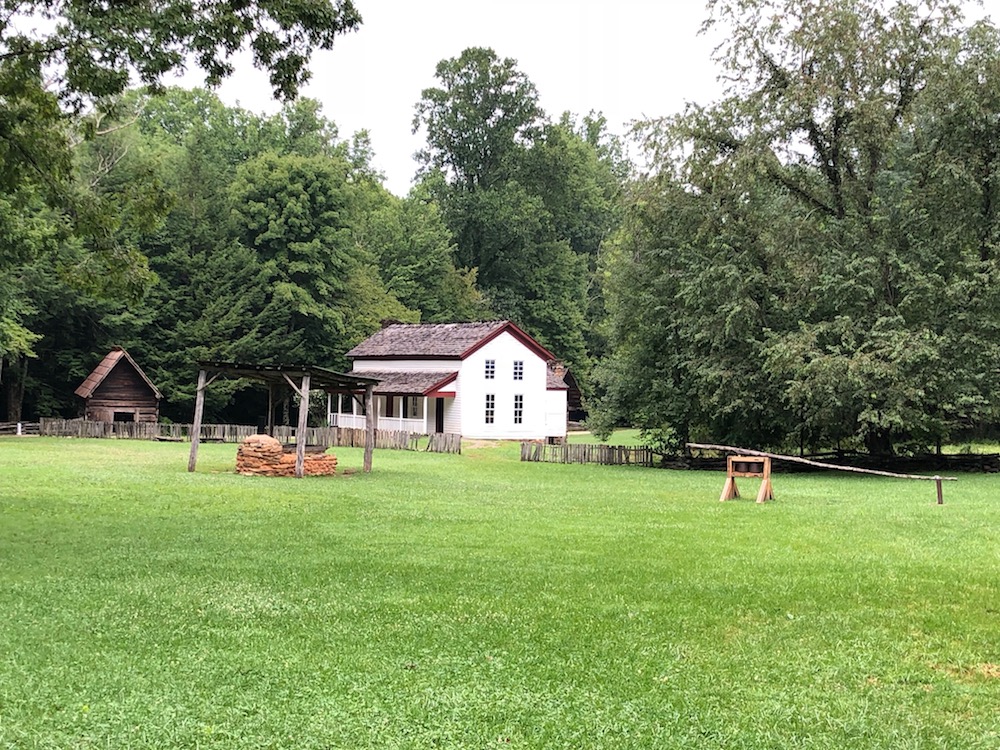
[567, 428, 644, 445]
[1, 438, 998, 749]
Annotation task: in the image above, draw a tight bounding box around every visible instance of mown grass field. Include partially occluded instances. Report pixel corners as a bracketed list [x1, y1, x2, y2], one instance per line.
[1, 437, 998, 749]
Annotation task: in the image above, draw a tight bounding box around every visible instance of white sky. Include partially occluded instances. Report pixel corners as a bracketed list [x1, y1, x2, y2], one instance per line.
[176, 0, 723, 195]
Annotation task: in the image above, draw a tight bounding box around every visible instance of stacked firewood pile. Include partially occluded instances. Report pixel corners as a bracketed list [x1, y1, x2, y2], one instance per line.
[235, 434, 337, 477]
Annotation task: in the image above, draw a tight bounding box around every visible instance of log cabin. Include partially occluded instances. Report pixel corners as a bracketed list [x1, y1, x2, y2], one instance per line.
[74, 347, 162, 423]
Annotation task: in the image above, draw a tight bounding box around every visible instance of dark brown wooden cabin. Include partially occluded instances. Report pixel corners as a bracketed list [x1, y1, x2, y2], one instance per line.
[74, 347, 162, 423]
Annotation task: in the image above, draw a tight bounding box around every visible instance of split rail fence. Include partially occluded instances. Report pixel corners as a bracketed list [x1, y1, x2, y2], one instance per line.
[0, 422, 40, 436]
[520, 441, 653, 467]
[36, 419, 461, 454]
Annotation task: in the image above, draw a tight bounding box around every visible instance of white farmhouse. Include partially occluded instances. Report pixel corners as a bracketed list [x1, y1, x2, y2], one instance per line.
[330, 321, 569, 440]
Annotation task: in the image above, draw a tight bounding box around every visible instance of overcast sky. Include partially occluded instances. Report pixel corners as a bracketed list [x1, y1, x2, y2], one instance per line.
[177, 0, 998, 196]
[176, 0, 724, 195]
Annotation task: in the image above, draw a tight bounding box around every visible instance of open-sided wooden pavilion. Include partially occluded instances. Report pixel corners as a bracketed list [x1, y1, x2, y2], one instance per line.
[188, 362, 381, 478]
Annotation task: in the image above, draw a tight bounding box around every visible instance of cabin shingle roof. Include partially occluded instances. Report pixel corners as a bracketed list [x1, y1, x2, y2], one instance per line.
[75, 347, 162, 400]
[352, 370, 457, 396]
[346, 321, 510, 359]
[546, 365, 569, 391]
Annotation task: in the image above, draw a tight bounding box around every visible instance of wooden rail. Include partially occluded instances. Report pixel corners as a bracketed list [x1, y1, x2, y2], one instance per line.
[36, 419, 461, 454]
[520, 442, 653, 467]
[0, 422, 40, 435]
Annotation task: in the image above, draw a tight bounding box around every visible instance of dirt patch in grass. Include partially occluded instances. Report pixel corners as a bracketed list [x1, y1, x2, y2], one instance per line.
[936, 663, 1000, 681]
[463, 439, 505, 450]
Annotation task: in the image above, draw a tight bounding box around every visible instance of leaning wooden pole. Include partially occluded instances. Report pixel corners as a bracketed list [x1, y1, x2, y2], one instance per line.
[363, 384, 375, 473]
[187, 369, 207, 472]
[295, 374, 311, 479]
[687, 443, 958, 482]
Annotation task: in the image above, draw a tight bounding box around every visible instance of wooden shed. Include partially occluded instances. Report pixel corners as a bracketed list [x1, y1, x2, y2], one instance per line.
[74, 347, 162, 423]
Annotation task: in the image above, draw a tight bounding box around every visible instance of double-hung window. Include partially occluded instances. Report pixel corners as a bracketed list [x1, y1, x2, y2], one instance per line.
[485, 394, 495, 424]
[485, 359, 496, 379]
[402, 396, 420, 419]
[513, 394, 524, 424]
[513, 360, 524, 380]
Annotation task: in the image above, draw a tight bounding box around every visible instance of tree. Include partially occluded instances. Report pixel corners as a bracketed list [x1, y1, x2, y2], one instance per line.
[0, 93, 171, 420]
[1, 0, 362, 404]
[130, 92, 419, 421]
[595, 0, 1000, 454]
[2, 0, 361, 108]
[353, 182, 484, 322]
[414, 47, 543, 191]
[520, 113, 627, 360]
[413, 48, 626, 376]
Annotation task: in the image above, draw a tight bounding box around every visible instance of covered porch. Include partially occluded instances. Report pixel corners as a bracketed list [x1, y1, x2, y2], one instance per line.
[328, 370, 456, 434]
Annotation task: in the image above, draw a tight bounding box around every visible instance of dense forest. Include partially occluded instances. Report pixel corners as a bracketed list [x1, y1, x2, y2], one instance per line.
[3, 0, 1000, 455]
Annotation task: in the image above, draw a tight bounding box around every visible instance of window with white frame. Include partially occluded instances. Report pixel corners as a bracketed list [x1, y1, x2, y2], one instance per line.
[513, 394, 523, 424]
[513, 360, 524, 380]
[485, 359, 495, 379]
[485, 394, 495, 424]
[402, 396, 421, 419]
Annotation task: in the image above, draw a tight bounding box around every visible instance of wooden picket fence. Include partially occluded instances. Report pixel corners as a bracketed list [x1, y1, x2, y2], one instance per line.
[37, 419, 462, 454]
[520, 441, 654, 467]
[427, 432, 463, 454]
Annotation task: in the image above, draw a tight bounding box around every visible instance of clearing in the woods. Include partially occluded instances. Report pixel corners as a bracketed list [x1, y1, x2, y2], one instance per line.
[1, 438, 997, 749]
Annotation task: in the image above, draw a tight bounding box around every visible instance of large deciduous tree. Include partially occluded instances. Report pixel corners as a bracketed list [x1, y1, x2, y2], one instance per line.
[126, 91, 415, 421]
[0, 0, 361, 416]
[414, 47, 543, 191]
[352, 181, 484, 323]
[595, 0, 1000, 454]
[228, 151, 413, 366]
[2, 0, 361, 107]
[414, 47, 624, 375]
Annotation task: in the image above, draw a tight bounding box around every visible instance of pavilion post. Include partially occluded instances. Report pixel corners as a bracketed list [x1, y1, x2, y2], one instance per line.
[187, 369, 207, 472]
[266, 383, 276, 436]
[295, 374, 311, 479]
[363, 383, 375, 473]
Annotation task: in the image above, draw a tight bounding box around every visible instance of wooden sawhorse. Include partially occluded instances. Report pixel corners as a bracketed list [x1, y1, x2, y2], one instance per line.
[720, 455, 774, 503]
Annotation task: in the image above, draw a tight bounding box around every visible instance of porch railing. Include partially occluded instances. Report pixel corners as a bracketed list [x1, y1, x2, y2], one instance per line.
[330, 413, 426, 432]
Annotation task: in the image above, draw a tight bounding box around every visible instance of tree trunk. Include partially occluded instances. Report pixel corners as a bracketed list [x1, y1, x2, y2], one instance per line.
[864, 427, 894, 456]
[2, 356, 28, 422]
[3, 357, 28, 422]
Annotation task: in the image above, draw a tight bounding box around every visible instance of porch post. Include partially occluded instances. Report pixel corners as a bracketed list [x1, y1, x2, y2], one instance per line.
[187, 369, 207, 472]
[266, 383, 275, 436]
[363, 383, 375, 473]
[295, 374, 311, 479]
[423, 396, 429, 433]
